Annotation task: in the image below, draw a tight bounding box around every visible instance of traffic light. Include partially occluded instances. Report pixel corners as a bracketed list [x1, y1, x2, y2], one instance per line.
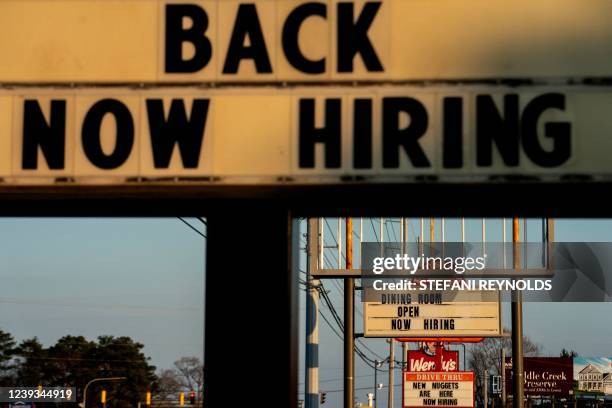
[101, 390, 106, 404]
[179, 392, 185, 406]
[146, 391, 151, 406]
[320, 392, 327, 404]
[189, 391, 196, 405]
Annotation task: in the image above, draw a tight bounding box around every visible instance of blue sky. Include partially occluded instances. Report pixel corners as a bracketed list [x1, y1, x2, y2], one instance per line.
[0, 217, 611, 408]
[0, 218, 205, 371]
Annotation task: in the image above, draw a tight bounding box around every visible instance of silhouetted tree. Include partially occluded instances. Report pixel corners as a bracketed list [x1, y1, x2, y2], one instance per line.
[14, 337, 47, 386]
[469, 328, 541, 407]
[0, 330, 15, 386]
[155, 357, 203, 402]
[86, 336, 157, 408]
[8, 333, 157, 408]
[560, 348, 578, 358]
[173, 357, 203, 393]
[156, 369, 181, 400]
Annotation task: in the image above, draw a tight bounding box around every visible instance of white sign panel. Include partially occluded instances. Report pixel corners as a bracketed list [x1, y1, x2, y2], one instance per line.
[0, 86, 612, 184]
[2, 0, 612, 82]
[404, 372, 474, 408]
[363, 291, 501, 337]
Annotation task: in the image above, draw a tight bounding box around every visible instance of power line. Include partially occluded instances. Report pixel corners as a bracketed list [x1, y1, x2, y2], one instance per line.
[14, 355, 150, 364]
[323, 218, 346, 262]
[318, 307, 344, 341]
[323, 252, 336, 269]
[0, 298, 199, 312]
[317, 303, 386, 372]
[332, 279, 345, 296]
[356, 338, 385, 361]
[385, 219, 393, 242]
[370, 218, 380, 243]
[321, 384, 403, 394]
[317, 282, 384, 370]
[177, 217, 206, 238]
[390, 219, 399, 242]
[299, 372, 382, 385]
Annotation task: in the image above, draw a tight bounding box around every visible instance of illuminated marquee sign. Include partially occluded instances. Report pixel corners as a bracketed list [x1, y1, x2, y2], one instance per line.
[363, 290, 501, 337]
[1, 0, 612, 82]
[403, 372, 474, 408]
[408, 350, 459, 373]
[1, 1, 612, 184]
[0, 88, 610, 183]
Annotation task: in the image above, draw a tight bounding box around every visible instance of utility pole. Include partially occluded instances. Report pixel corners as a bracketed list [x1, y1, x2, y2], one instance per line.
[501, 348, 506, 408]
[430, 218, 435, 242]
[345, 217, 355, 408]
[374, 360, 379, 408]
[511, 218, 524, 408]
[388, 339, 394, 408]
[402, 342, 407, 376]
[306, 219, 320, 408]
[546, 219, 554, 269]
[402, 217, 408, 392]
[484, 369, 489, 408]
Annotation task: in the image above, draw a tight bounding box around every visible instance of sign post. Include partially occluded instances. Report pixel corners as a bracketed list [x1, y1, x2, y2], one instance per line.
[205, 207, 297, 407]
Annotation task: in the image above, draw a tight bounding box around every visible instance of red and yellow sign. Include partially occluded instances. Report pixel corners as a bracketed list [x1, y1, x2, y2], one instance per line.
[404, 372, 474, 408]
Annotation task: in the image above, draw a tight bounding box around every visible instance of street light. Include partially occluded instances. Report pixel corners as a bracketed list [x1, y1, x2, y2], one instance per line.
[79, 377, 127, 408]
[373, 358, 388, 408]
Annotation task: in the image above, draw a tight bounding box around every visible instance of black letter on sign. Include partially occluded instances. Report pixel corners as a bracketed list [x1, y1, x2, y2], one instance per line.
[353, 98, 372, 169]
[22, 100, 65, 170]
[165, 4, 212, 73]
[223, 4, 272, 74]
[382, 97, 429, 168]
[337, 2, 383, 73]
[476, 94, 519, 167]
[521, 93, 571, 167]
[82, 99, 134, 170]
[282, 2, 327, 74]
[443, 97, 463, 168]
[299, 98, 341, 168]
[146, 99, 210, 169]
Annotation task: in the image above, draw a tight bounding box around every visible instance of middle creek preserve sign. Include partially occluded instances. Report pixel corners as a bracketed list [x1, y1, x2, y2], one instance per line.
[2, 1, 612, 182]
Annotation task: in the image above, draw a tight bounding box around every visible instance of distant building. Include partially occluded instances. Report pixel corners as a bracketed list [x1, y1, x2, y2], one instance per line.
[578, 364, 612, 394]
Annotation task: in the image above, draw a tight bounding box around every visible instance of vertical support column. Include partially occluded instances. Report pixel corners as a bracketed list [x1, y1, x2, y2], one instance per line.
[485, 369, 489, 408]
[388, 339, 395, 408]
[546, 219, 554, 270]
[402, 210, 408, 379]
[204, 204, 297, 407]
[402, 340, 408, 406]
[374, 361, 379, 408]
[501, 348, 507, 408]
[306, 219, 320, 408]
[511, 218, 524, 408]
[430, 218, 435, 242]
[344, 218, 355, 408]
